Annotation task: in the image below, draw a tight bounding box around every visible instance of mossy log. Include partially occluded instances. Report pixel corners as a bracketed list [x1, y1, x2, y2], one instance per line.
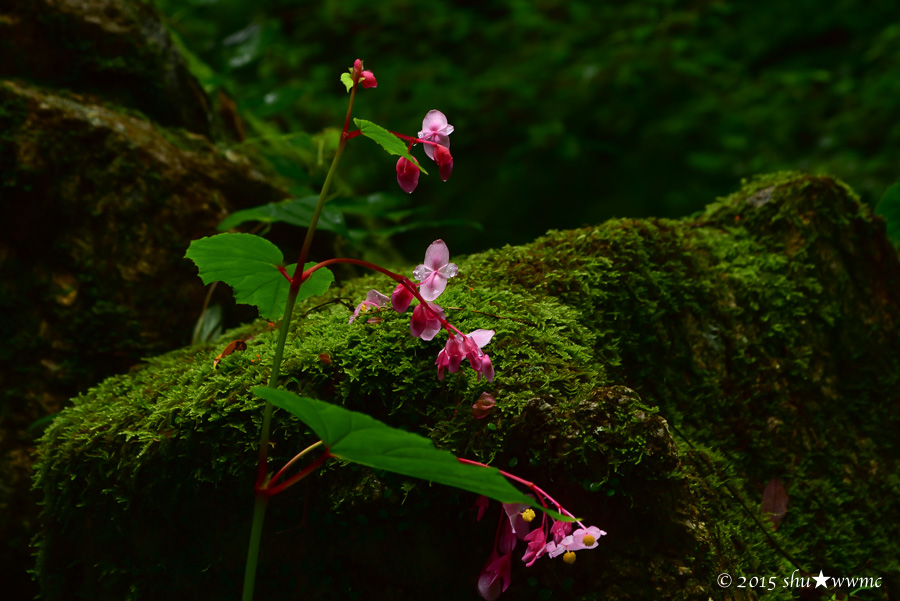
[33, 173, 900, 600]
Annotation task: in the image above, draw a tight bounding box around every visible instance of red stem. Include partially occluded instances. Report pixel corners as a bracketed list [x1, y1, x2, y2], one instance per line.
[456, 458, 583, 525]
[298, 257, 463, 336]
[261, 451, 331, 498]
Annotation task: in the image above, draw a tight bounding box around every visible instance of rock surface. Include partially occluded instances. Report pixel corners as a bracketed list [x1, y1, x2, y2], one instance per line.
[32, 173, 900, 600]
[0, 2, 288, 597]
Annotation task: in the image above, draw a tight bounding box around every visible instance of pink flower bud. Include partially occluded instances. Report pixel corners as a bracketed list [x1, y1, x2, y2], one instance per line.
[360, 70, 377, 88]
[353, 59, 363, 77]
[432, 144, 453, 181]
[410, 302, 443, 341]
[391, 282, 415, 313]
[472, 392, 496, 419]
[396, 157, 420, 193]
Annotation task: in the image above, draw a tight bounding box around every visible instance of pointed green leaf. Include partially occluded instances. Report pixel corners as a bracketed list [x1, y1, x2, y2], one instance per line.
[296, 263, 335, 303]
[185, 234, 333, 320]
[218, 197, 348, 237]
[253, 387, 575, 520]
[340, 72, 354, 93]
[353, 118, 428, 175]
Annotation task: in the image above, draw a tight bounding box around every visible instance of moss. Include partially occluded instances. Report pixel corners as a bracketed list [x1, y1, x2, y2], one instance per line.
[33, 173, 900, 599]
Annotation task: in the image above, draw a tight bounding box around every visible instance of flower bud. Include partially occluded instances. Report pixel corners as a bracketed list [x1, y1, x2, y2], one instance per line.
[396, 157, 420, 193]
[432, 144, 453, 181]
[360, 70, 377, 88]
[391, 282, 415, 313]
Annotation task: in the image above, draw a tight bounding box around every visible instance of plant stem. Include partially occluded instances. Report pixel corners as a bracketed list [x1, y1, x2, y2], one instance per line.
[242, 493, 269, 601]
[242, 80, 358, 601]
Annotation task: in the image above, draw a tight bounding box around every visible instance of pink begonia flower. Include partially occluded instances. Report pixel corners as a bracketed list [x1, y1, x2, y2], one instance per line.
[351, 59, 376, 88]
[390, 282, 415, 313]
[396, 157, 420, 194]
[472, 392, 496, 419]
[436, 329, 495, 381]
[550, 519, 573, 544]
[548, 526, 606, 558]
[521, 528, 551, 567]
[419, 110, 454, 161]
[432, 143, 453, 181]
[500, 502, 532, 553]
[413, 239, 458, 301]
[348, 289, 389, 324]
[410, 302, 444, 341]
[360, 70, 377, 88]
[477, 552, 511, 601]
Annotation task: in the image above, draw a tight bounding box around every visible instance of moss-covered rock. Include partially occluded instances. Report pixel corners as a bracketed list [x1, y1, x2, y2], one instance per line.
[33, 173, 900, 600]
[0, 0, 211, 134]
[0, 72, 285, 601]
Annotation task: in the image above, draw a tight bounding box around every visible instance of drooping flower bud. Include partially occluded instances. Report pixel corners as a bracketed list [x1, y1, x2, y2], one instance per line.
[432, 144, 453, 181]
[360, 70, 377, 88]
[391, 282, 415, 313]
[396, 157, 420, 193]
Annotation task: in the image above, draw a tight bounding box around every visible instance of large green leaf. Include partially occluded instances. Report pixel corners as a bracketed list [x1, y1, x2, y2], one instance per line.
[185, 234, 333, 320]
[354, 118, 428, 175]
[254, 387, 574, 520]
[876, 182, 900, 245]
[218, 196, 349, 237]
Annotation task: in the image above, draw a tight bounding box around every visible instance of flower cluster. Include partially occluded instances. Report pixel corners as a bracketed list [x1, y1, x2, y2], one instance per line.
[476, 495, 606, 600]
[351, 58, 377, 89]
[349, 239, 495, 382]
[396, 110, 454, 193]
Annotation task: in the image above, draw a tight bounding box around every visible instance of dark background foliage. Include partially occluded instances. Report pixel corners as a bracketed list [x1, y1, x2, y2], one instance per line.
[154, 0, 900, 258]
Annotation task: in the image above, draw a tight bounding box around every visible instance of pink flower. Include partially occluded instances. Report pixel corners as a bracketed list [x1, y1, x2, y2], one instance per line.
[351, 59, 377, 89]
[348, 289, 389, 324]
[548, 526, 606, 558]
[412, 239, 458, 301]
[436, 329, 495, 381]
[360, 70, 377, 88]
[500, 502, 533, 552]
[396, 157, 420, 193]
[390, 282, 415, 313]
[550, 519, 572, 544]
[472, 392, 496, 419]
[477, 552, 511, 601]
[521, 529, 550, 567]
[419, 110, 454, 161]
[432, 143, 453, 181]
[410, 302, 444, 341]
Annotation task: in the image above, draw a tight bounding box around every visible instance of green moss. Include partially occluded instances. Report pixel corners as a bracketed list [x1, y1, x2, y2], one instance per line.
[33, 173, 900, 600]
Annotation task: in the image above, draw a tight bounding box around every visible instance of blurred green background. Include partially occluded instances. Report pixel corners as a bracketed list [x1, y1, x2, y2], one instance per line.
[155, 0, 900, 258]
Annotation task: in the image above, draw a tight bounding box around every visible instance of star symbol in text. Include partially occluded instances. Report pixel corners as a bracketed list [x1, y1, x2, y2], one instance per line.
[812, 570, 830, 588]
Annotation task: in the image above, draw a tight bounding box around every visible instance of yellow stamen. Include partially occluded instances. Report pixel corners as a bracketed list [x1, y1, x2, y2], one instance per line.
[583, 534, 596, 546]
[521, 508, 536, 523]
[563, 551, 576, 564]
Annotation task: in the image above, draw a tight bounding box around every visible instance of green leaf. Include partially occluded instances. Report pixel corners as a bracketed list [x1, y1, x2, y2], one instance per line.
[296, 263, 335, 304]
[218, 197, 349, 237]
[253, 387, 575, 521]
[185, 234, 333, 320]
[340, 72, 354, 93]
[353, 118, 428, 175]
[876, 182, 900, 244]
